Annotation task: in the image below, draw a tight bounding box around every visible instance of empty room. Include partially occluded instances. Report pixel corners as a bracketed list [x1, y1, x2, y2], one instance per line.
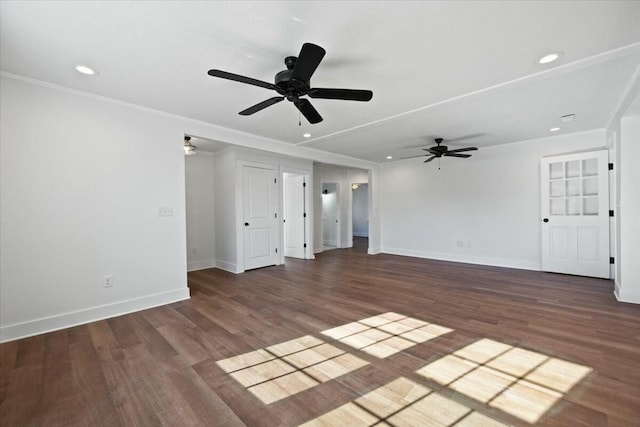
[1, 1, 640, 426]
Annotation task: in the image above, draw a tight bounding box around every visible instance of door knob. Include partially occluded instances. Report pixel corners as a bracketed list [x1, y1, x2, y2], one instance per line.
[244, 222, 249, 226]
[543, 218, 549, 223]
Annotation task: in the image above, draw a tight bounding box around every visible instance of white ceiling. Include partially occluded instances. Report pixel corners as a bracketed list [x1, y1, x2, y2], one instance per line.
[2, 1, 639, 162]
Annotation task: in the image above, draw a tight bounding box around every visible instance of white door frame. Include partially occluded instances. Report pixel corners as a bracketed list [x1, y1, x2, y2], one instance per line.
[320, 181, 341, 250]
[280, 167, 314, 262]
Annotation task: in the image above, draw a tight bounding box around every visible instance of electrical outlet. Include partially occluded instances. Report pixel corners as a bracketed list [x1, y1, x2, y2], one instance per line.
[103, 275, 113, 288]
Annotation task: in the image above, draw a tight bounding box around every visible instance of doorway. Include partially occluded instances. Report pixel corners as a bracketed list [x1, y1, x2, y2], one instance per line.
[351, 183, 369, 251]
[321, 182, 340, 250]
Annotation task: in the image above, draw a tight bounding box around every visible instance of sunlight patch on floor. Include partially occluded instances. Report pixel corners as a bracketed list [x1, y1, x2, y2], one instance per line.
[216, 335, 368, 404]
[321, 312, 453, 358]
[300, 377, 507, 427]
[416, 338, 592, 423]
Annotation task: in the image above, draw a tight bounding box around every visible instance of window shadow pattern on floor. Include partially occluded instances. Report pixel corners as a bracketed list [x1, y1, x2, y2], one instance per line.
[216, 312, 591, 425]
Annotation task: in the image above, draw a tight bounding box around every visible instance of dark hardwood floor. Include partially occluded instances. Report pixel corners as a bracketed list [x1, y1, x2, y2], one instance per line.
[2, 237, 639, 426]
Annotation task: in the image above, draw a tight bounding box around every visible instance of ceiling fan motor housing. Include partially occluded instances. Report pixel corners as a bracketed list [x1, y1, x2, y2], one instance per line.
[275, 57, 311, 101]
[430, 145, 448, 155]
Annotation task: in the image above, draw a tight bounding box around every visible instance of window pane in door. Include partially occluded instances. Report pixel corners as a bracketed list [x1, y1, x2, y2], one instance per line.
[550, 199, 565, 215]
[583, 197, 598, 215]
[582, 177, 598, 196]
[582, 158, 598, 177]
[566, 179, 581, 197]
[550, 162, 564, 179]
[566, 198, 581, 215]
[550, 181, 564, 197]
[566, 160, 580, 178]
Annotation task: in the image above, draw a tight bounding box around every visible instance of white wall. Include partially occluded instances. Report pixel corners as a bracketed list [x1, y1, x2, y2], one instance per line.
[380, 130, 608, 270]
[0, 73, 381, 341]
[0, 76, 190, 342]
[185, 153, 215, 271]
[352, 184, 369, 237]
[617, 114, 640, 302]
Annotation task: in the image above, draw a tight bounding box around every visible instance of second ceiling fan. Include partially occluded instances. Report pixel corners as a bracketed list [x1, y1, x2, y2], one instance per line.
[421, 138, 478, 163]
[208, 43, 373, 124]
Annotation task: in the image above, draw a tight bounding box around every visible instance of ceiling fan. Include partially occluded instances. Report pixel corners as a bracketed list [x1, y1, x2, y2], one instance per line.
[403, 138, 478, 163]
[207, 43, 373, 124]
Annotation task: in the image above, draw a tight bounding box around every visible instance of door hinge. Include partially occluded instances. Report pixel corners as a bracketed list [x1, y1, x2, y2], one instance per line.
[304, 243, 307, 248]
[609, 210, 614, 217]
[275, 212, 277, 219]
[303, 182, 306, 187]
[275, 248, 278, 254]
[610, 257, 614, 264]
[303, 213, 307, 218]
[608, 163, 614, 170]
[274, 178, 277, 183]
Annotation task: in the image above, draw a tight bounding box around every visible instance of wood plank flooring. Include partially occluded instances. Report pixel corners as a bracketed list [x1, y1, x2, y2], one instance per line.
[2, 238, 639, 426]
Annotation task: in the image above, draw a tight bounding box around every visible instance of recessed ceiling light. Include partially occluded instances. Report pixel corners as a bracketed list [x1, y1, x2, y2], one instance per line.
[539, 52, 563, 64]
[303, 133, 311, 138]
[386, 156, 393, 159]
[75, 65, 96, 75]
[550, 127, 560, 132]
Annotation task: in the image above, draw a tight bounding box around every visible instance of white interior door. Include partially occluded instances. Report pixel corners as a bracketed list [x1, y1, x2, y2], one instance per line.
[541, 150, 609, 278]
[243, 166, 278, 270]
[283, 174, 305, 259]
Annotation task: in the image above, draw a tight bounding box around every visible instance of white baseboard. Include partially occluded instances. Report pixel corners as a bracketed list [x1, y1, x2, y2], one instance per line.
[215, 259, 242, 274]
[0, 288, 190, 343]
[187, 259, 216, 272]
[614, 281, 640, 304]
[314, 247, 323, 254]
[381, 247, 540, 271]
[342, 241, 351, 248]
[368, 246, 382, 255]
[353, 232, 369, 237]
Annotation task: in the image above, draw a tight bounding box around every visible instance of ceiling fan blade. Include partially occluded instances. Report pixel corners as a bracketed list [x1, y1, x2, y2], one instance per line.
[444, 153, 472, 158]
[424, 156, 437, 163]
[208, 69, 276, 90]
[291, 43, 326, 82]
[294, 98, 323, 124]
[309, 88, 373, 102]
[239, 97, 285, 115]
[447, 147, 478, 153]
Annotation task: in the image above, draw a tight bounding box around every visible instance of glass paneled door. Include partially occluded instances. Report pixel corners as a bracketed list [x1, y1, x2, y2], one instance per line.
[540, 150, 610, 278]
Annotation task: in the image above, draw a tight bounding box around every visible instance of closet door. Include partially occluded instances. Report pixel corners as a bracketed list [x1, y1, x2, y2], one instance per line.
[243, 166, 278, 270]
